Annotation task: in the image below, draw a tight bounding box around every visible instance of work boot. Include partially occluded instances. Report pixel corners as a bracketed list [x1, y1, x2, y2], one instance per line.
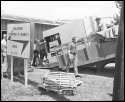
[62, 68, 67, 72]
[75, 74, 82, 78]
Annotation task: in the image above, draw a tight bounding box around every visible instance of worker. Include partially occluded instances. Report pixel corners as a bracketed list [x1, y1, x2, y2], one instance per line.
[95, 17, 107, 31]
[113, 14, 120, 25]
[1, 34, 7, 64]
[32, 39, 40, 67]
[39, 39, 49, 66]
[63, 37, 81, 78]
[1, 34, 8, 76]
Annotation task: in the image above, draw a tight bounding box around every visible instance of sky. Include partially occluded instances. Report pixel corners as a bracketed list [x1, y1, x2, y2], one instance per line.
[1, 1, 120, 21]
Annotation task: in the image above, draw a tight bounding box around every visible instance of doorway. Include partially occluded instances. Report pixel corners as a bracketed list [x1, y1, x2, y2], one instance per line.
[1, 30, 7, 40]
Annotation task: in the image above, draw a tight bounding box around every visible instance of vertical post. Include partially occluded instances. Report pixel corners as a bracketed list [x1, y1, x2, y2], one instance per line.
[60, 45, 67, 66]
[18, 58, 20, 77]
[30, 23, 35, 61]
[1, 53, 3, 79]
[1, 68, 3, 79]
[82, 19, 91, 60]
[11, 56, 13, 82]
[54, 47, 61, 68]
[24, 59, 28, 86]
[112, 1, 124, 101]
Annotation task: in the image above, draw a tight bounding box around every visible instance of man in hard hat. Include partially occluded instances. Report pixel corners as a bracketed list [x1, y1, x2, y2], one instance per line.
[63, 37, 81, 78]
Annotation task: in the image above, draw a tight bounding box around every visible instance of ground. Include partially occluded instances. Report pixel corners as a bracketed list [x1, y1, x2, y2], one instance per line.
[1, 63, 115, 101]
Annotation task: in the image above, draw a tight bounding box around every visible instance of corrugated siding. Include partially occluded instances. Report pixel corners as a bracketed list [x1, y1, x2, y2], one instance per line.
[34, 24, 57, 40]
[1, 19, 58, 42]
[1, 19, 6, 30]
[1, 19, 24, 30]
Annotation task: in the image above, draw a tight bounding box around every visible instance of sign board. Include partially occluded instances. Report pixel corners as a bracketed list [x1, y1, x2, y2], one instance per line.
[7, 23, 30, 59]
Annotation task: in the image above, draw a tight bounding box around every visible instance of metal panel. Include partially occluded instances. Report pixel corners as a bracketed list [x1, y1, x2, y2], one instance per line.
[35, 24, 38, 40]
[88, 41, 102, 59]
[37, 24, 43, 40]
[1, 19, 7, 30]
[42, 24, 47, 32]
[100, 42, 115, 57]
[1, 19, 24, 30]
[83, 16, 98, 36]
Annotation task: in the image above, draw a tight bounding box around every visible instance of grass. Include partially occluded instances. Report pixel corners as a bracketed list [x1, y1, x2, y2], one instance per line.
[1, 66, 114, 101]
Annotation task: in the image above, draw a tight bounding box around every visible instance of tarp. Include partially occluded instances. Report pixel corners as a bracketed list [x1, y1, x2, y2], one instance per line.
[86, 25, 119, 42]
[95, 25, 119, 38]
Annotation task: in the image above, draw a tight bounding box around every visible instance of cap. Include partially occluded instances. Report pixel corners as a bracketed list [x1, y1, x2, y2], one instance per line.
[72, 36, 78, 41]
[95, 17, 101, 21]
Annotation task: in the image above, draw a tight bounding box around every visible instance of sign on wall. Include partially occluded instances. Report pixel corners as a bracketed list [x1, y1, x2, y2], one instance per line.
[7, 23, 30, 59]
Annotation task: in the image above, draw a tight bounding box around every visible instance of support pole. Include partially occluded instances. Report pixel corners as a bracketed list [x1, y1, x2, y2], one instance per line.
[60, 45, 67, 66]
[82, 19, 91, 60]
[1, 53, 3, 79]
[54, 47, 61, 68]
[24, 59, 28, 86]
[11, 56, 13, 82]
[112, 1, 124, 101]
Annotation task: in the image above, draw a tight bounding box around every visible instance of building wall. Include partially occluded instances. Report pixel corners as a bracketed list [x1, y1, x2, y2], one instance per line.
[1, 19, 58, 40]
[1, 19, 24, 30]
[34, 23, 57, 40]
[1, 18, 59, 75]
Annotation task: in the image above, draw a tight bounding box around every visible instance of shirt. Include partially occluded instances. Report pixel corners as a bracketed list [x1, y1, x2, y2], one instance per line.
[34, 43, 40, 51]
[1, 39, 7, 56]
[67, 41, 77, 54]
[39, 42, 46, 50]
[98, 22, 107, 31]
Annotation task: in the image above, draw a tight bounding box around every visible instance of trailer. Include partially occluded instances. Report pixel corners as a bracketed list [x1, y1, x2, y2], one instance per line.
[43, 16, 118, 71]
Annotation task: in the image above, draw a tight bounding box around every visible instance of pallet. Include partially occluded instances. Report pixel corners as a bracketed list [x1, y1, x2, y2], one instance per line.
[37, 82, 77, 95]
[37, 72, 83, 95]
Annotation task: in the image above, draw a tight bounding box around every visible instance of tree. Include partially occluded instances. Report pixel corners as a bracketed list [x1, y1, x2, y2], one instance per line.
[113, 1, 122, 25]
[115, 1, 122, 9]
[112, 1, 124, 101]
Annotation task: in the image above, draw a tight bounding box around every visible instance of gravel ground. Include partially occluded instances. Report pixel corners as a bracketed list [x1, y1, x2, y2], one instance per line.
[1, 64, 114, 101]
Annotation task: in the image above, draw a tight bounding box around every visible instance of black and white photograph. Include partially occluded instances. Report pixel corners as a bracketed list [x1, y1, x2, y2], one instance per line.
[1, 1, 124, 101]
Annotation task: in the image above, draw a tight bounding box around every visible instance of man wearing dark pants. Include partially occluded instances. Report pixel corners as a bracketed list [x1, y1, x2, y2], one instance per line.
[32, 39, 40, 67]
[39, 39, 49, 66]
[64, 37, 81, 78]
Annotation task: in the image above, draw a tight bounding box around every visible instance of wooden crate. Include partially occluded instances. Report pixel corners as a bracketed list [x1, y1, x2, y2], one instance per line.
[42, 72, 79, 89]
[44, 72, 76, 88]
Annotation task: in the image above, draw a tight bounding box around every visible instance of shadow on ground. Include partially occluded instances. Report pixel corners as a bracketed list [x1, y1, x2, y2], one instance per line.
[34, 64, 115, 78]
[68, 65, 115, 78]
